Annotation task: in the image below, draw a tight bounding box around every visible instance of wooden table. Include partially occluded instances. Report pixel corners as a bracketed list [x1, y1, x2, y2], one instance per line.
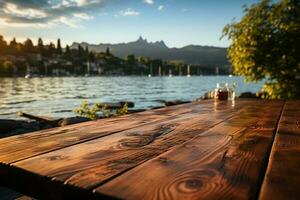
[0, 99, 299, 200]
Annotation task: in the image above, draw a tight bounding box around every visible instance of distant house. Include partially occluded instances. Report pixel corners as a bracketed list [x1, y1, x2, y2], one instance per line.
[51, 68, 70, 76]
[14, 56, 27, 62]
[27, 54, 42, 63]
[0, 55, 26, 62]
[85, 61, 104, 74]
[44, 58, 71, 66]
[97, 67, 103, 74]
[95, 58, 107, 65]
[65, 61, 72, 66]
[137, 63, 147, 69]
[47, 58, 60, 65]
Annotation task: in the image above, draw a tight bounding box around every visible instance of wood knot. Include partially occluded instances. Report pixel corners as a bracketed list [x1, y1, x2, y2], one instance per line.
[158, 157, 170, 165]
[185, 179, 203, 189]
[176, 178, 203, 193]
[48, 155, 64, 161]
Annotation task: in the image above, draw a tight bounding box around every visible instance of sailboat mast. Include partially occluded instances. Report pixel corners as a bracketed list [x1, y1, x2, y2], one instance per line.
[169, 68, 172, 77]
[158, 65, 162, 76]
[187, 65, 191, 77]
[87, 60, 90, 75]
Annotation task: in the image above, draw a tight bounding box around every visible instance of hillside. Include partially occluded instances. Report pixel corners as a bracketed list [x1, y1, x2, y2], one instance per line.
[71, 37, 229, 66]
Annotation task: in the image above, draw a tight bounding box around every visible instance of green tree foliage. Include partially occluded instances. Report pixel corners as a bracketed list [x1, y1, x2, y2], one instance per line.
[1, 61, 15, 75]
[88, 51, 96, 62]
[9, 38, 19, 54]
[0, 35, 8, 54]
[57, 39, 62, 54]
[85, 46, 89, 55]
[37, 38, 44, 56]
[74, 101, 128, 120]
[23, 38, 35, 53]
[116, 103, 128, 116]
[37, 38, 44, 50]
[222, 0, 300, 99]
[126, 54, 136, 64]
[73, 101, 109, 120]
[78, 44, 83, 56]
[65, 45, 71, 60]
[106, 47, 110, 55]
[0, 35, 7, 46]
[47, 42, 56, 57]
[0, 35, 220, 77]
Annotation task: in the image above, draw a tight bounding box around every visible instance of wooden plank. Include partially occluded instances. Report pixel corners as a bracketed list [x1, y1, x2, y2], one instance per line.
[4, 100, 256, 199]
[95, 100, 284, 200]
[0, 100, 216, 163]
[259, 100, 300, 200]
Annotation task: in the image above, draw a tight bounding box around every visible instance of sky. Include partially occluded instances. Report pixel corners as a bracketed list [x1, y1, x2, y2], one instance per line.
[0, 0, 259, 48]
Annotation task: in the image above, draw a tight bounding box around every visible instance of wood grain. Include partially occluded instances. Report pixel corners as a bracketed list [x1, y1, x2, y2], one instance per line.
[0, 99, 287, 200]
[3, 100, 259, 200]
[0, 100, 216, 163]
[259, 100, 300, 200]
[96, 100, 284, 200]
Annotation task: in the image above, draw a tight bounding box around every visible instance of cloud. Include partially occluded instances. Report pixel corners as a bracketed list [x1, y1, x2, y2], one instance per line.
[3, 3, 47, 19]
[0, 0, 106, 28]
[144, 0, 154, 5]
[119, 8, 140, 17]
[158, 5, 164, 11]
[73, 13, 94, 20]
[58, 16, 80, 28]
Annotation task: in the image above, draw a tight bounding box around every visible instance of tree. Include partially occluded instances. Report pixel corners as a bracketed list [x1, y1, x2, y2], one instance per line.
[88, 51, 96, 62]
[2, 61, 15, 76]
[23, 38, 35, 53]
[126, 54, 136, 64]
[0, 35, 6, 46]
[57, 39, 62, 54]
[78, 44, 83, 57]
[0, 35, 7, 54]
[137, 56, 145, 63]
[46, 42, 56, 57]
[85, 46, 89, 59]
[9, 38, 18, 54]
[37, 38, 44, 51]
[106, 47, 110, 55]
[65, 45, 71, 59]
[10, 37, 17, 47]
[222, 0, 300, 99]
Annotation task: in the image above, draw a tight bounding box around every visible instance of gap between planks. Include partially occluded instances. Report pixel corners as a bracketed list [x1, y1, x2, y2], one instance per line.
[95, 100, 284, 200]
[258, 100, 300, 200]
[0, 101, 259, 199]
[0, 100, 216, 164]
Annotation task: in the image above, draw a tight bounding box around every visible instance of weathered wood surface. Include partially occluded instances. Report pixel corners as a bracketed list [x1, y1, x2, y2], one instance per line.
[16, 112, 61, 124]
[96, 100, 284, 200]
[0, 100, 216, 163]
[259, 100, 300, 200]
[6, 99, 252, 197]
[0, 100, 250, 199]
[1, 99, 299, 200]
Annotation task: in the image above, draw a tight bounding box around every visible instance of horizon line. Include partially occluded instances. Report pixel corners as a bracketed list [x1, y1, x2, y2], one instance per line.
[2, 34, 229, 49]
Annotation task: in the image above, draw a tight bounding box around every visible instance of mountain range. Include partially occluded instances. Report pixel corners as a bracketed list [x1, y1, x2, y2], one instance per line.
[71, 36, 229, 66]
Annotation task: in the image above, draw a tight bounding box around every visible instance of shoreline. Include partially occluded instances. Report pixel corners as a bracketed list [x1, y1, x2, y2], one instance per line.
[0, 100, 191, 138]
[0, 92, 261, 138]
[0, 74, 233, 78]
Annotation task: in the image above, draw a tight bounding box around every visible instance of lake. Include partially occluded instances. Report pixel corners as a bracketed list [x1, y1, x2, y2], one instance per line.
[0, 76, 263, 120]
